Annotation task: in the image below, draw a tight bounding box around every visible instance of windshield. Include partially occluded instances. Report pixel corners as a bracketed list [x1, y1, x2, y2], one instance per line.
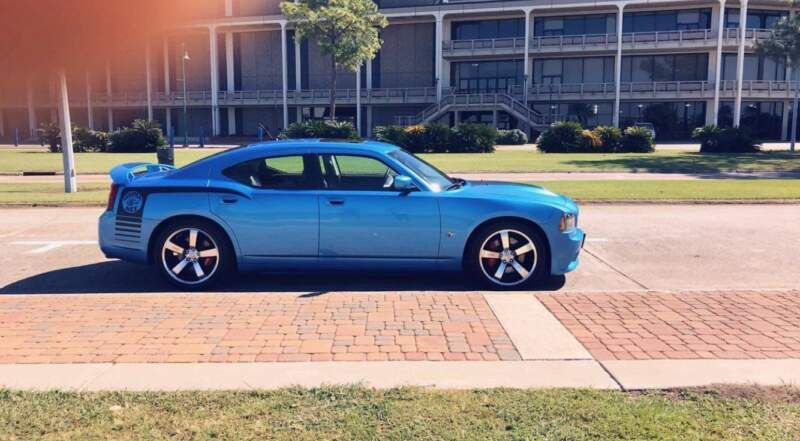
[388, 149, 453, 191]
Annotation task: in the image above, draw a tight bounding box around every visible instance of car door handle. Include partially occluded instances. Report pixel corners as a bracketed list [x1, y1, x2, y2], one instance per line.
[221, 197, 238, 204]
[327, 198, 345, 205]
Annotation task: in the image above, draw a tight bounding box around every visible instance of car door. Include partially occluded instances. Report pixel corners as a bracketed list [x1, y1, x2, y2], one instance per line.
[211, 154, 320, 269]
[317, 153, 441, 262]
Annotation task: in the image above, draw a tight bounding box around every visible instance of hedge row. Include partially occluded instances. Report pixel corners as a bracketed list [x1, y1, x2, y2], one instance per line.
[536, 121, 654, 153]
[373, 123, 497, 153]
[39, 119, 167, 153]
[278, 120, 360, 141]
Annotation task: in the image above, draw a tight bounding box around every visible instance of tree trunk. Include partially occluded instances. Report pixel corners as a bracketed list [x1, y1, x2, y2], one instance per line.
[330, 56, 337, 121]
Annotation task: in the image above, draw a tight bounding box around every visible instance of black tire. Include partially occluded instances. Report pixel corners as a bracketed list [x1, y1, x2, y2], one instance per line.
[465, 220, 549, 290]
[153, 219, 234, 290]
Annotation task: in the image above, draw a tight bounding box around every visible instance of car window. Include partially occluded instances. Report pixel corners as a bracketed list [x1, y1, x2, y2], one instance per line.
[223, 155, 314, 189]
[320, 154, 398, 191]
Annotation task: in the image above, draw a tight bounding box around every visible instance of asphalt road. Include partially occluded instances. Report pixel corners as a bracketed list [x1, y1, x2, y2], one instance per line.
[0, 205, 797, 295]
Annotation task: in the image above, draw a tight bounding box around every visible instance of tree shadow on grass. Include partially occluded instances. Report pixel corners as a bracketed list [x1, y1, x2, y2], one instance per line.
[0, 261, 566, 295]
[564, 152, 800, 174]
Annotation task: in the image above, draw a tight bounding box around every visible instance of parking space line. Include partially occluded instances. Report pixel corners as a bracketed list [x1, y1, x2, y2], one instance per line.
[9, 240, 97, 254]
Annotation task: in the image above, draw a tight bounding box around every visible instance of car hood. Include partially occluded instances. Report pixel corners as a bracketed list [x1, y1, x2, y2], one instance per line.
[460, 180, 578, 212]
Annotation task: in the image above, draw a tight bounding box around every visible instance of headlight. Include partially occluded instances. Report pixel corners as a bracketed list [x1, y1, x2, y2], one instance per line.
[560, 213, 577, 232]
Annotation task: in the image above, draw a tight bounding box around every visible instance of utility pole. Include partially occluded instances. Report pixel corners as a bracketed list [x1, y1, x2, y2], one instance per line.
[180, 43, 190, 147]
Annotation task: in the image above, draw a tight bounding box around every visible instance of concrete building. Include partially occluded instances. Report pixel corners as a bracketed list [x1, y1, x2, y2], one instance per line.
[0, 0, 797, 142]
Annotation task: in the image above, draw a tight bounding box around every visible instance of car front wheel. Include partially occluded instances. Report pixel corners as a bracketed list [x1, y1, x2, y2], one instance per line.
[154, 220, 232, 290]
[466, 221, 548, 289]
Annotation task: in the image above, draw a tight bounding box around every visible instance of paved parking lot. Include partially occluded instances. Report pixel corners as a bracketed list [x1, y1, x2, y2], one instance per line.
[1, 205, 799, 389]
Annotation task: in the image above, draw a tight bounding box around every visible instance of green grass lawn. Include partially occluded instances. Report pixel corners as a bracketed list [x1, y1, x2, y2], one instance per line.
[1, 148, 799, 175]
[3, 180, 799, 206]
[1, 386, 798, 440]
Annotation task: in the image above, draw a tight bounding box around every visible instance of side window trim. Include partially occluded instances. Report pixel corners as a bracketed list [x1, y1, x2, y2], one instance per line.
[222, 154, 323, 190]
[318, 153, 401, 192]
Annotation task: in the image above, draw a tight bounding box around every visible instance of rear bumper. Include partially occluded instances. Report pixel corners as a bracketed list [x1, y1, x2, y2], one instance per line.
[98, 211, 149, 263]
[550, 228, 585, 275]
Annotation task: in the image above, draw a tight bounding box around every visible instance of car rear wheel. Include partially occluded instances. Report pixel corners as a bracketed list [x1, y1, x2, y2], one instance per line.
[154, 220, 233, 290]
[466, 221, 548, 289]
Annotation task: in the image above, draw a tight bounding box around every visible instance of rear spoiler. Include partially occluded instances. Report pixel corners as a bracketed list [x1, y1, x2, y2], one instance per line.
[109, 162, 177, 185]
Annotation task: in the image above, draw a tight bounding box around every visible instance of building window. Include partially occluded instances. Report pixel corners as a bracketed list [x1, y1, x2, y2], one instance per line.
[534, 14, 616, 36]
[722, 54, 787, 81]
[532, 102, 614, 127]
[620, 101, 706, 140]
[451, 60, 523, 93]
[725, 9, 788, 29]
[451, 18, 524, 40]
[533, 57, 615, 84]
[621, 54, 708, 82]
[623, 9, 711, 33]
[718, 101, 785, 140]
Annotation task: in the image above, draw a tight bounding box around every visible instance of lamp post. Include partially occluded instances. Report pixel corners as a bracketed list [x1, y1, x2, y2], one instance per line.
[180, 43, 190, 147]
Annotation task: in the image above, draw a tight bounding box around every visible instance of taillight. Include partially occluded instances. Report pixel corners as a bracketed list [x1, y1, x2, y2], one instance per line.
[107, 184, 119, 211]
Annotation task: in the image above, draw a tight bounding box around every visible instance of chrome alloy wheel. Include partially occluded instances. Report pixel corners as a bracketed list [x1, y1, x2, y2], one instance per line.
[161, 228, 220, 286]
[478, 229, 538, 287]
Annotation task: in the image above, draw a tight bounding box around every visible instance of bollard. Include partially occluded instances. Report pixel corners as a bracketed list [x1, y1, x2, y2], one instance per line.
[199, 127, 205, 148]
[258, 126, 264, 143]
[14, 128, 20, 146]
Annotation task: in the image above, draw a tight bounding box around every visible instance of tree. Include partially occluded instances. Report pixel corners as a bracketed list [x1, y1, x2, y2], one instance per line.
[754, 1, 800, 151]
[281, 0, 387, 120]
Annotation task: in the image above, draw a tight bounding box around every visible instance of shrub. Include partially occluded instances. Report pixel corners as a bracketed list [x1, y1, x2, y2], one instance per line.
[403, 124, 429, 153]
[536, 121, 584, 153]
[592, 126, 622, 153]
[72, 126, 110, 152]
[693, 125, 760, 153]
[450, 123, 497, 153]
[280, 119, 360, 140]
[38, 122, 61, 153]
[579, 129, 602, 150]
[424, 123, 452, 153]
[620, 126, 655, 153]
[373, 125, 407, 146]
[109, 119, 167, 153]
[497, 129, 528, 145]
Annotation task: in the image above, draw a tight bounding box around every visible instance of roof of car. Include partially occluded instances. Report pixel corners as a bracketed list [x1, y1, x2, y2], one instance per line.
[245, 138, 399, 154]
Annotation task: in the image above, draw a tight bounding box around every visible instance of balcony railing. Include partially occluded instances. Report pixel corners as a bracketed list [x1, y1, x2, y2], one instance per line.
[442, 37, 527, 54]
[719, 80, 800, 97]
[722, 28, 774, 44]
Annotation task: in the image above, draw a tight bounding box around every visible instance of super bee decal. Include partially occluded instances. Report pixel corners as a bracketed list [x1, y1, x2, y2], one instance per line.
[121, 190, 144, 215]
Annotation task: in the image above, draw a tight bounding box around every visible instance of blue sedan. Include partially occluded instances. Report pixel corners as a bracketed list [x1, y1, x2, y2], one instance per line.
[99, 140, 585, 290]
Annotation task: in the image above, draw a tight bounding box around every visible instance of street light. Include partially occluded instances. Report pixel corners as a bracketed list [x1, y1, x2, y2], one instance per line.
[180, 43, 190, 147]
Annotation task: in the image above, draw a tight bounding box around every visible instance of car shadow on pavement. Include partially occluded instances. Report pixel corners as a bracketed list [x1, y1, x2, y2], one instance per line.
[0, 261, 567, 295]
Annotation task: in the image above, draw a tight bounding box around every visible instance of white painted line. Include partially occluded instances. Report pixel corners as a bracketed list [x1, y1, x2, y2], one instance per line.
[485, 294, 592, 360]
[9, 240, 97, 254]
[603, 359, 800, 390]
[0, 361, 619, 391]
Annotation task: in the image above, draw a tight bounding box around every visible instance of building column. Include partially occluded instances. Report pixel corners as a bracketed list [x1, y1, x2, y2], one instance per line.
[294, 32, 302, 124]
[492, 109, 499, 128]
[226, 31, 236, 135]
[782, 100, 791, 140]
[454, 110, 460, 125]
[56, 68, 76, 193]
[612, 3, 625, 128]
[712, 0, 726, 125]
[366, 56, 373, 137]
[145, 40, 154, 121]
[356, 65, 362, 136]
[281, 22, 289, 130]
[26, 78, 36, 137]
[523, 9, 532, 106]
[105, 59, 114, 130]
[209, 26, 221, 136]
[163, 36, 172, 133]
[435, 14, 444, 103]
[85, 71, 94, 129]
[733, 0, 748, 127]
[0, 88, 5, 138]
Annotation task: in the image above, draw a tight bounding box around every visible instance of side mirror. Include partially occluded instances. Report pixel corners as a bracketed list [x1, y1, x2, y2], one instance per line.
[393, 175, 418, 193]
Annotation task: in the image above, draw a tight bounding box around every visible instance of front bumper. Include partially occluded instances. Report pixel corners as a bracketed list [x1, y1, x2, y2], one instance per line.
[550, 227, 585, 275]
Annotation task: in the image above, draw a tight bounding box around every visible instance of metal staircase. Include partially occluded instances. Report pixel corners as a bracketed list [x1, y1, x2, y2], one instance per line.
[396, 92, 551, 130]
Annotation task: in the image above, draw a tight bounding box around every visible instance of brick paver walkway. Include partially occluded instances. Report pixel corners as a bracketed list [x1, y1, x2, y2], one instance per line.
[0, 293, 519, 364]
[539, 290, 800, 360]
